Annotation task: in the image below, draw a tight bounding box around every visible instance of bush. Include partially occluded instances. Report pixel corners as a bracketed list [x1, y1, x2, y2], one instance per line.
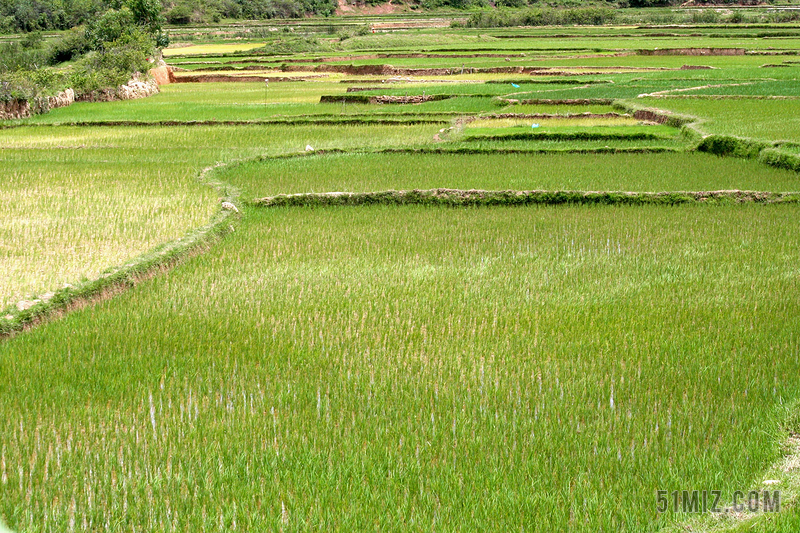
[465, 6, 617, 28]
[0, 15, 15, 33]
[166, 4, 193, 24]
[0, 41, 50, 72]
[261, 36, 325, 55]
[21, 31, 45, 49]
[690, 9, 719, 24]
[86, 8, 136, 51]
[50, 27, 90, 63]
[727, 10, 745, 24]
[495, 0, 527, 7]
[69, 28, 155, 95]
[0, 72, 37, 101]
[93, 29, 154, 74]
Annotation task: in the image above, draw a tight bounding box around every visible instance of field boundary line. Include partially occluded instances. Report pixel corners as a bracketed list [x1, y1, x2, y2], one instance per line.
[0, 163, 241, 340]
[637, 81, 762, 98]
[253, 188, 800, 208]
[0, 118, 450, 129]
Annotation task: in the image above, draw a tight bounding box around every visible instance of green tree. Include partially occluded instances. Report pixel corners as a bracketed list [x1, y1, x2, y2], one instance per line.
[127, 0, 163, 34]
[85, 6, 134, 50]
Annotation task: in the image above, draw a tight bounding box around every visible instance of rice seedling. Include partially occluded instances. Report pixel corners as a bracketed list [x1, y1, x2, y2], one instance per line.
[0, 123, 438, 309]
[465, 116, 643, 128]
[221, 152, 800, 199]
[639, 98, 800, 144]
[1, 204, 799, 531]
[0, 158, 217, 310]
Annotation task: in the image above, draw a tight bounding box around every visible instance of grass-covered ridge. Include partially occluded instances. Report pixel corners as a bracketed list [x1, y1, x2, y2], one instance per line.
[254, 188, 800, 207]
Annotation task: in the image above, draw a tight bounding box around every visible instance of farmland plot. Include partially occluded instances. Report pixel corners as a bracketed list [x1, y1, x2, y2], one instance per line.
[2, 204, 800, 531]
[3, 19, 800, 533]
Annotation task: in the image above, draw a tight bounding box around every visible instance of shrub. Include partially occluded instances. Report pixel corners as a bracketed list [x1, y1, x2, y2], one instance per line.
[50, 27, 90, 63]
[0, 41, 50, 72]
[166, 4, 193, 25]
[465, 7, 616, 28]
[690, 9, 720, 24]
[86, 8, 136, 51]
[68, 28, 155, 94]
[495, 0, 527, 7]
[727, 10, 745, 24]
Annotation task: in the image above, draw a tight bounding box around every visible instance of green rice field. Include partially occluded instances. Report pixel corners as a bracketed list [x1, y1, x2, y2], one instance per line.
[2, 16, 800, 533]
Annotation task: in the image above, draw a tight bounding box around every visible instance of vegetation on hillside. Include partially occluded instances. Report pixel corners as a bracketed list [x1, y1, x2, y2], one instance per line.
[0, 0, 166, 103]
[3, 0, 800, 31]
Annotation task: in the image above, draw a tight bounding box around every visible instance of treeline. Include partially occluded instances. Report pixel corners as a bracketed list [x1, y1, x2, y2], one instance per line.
[462, 6, 617, 27]
[0, 0, 789, 32]
[461, 3, 800, 27]
[0, 0, 337, 31]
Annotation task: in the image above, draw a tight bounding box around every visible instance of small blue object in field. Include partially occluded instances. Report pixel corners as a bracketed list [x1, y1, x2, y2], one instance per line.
[532, 123, 540, 128]
[511, 83, 520, 88]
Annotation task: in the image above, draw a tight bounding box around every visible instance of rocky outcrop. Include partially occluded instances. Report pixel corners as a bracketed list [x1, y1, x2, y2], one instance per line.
[1, 77, 158, 121]
[0, 99, 31, 120]
[76, 78, 159, 102]
[0, 89, 73, 119]
[48, 88, 75, 109]
[117, 79, 159, 100]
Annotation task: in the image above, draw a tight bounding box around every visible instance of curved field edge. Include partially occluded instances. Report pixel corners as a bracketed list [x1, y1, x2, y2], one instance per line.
[0, 164, 240, 339]
[614, 101, 800, 172]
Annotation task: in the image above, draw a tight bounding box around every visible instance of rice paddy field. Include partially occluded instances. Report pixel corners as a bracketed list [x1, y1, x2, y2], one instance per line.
[2, 15, 800, 533]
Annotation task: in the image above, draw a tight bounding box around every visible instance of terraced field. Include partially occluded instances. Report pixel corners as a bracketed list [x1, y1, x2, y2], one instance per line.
[2, 18, 800, 533]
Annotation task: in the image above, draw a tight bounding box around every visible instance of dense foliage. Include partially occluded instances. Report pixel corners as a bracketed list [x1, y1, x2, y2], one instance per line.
[0, 0, 164, 103]
[0, 0, 339, 30]
[464, 6, 617, 27]
[4, 0, 790, 31]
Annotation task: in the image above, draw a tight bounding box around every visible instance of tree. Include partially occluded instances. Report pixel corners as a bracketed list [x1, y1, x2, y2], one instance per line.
[85, 7, 135, 50]
[127, 0, 163, 34]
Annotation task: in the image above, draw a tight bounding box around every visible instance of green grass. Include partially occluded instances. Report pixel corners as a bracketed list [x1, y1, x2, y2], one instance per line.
[2, 204, 800, 531]
[464, 116, 641, 128]
[445, 137, 690, 151]
[18, 83, 502, 124]
[0, 156, 215, 310]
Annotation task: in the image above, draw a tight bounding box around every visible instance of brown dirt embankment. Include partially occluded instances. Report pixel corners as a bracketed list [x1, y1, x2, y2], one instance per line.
[254, 188, 800, 208]
[174, 74, 328, 83]
[149, 65, 177, 85]
[638, 48, 745, 56]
